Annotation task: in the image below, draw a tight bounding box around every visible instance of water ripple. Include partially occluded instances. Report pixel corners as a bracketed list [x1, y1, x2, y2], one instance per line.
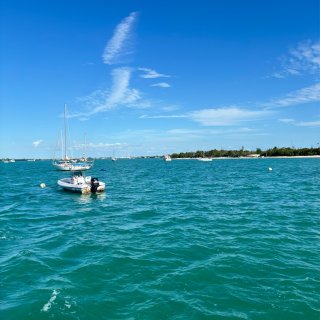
[0, 159, 319, 319]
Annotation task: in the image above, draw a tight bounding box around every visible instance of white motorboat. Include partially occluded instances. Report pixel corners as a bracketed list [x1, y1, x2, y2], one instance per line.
[163, 154, 172, 162]
[57, 171, 105, 194]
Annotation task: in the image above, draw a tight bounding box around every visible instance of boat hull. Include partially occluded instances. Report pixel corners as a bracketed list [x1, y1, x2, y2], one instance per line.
[57, 178, 105, 194]
[53, 162, 93, 171]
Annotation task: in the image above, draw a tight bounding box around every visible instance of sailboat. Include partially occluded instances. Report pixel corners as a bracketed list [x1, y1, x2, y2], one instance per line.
[198, 151, 213, 162]
[52, 104, 94, 171]
[111, 149, 117, 162]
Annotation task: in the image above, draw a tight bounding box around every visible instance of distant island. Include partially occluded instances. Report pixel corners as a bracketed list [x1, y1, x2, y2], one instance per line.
[170, 147, 320, 159]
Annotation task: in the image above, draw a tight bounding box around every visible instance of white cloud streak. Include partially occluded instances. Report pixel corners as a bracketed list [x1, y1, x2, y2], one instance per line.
[279, 118, 295, 123]
[140, 114, 187, 119]
[70, 67, 145, 118]
[141, 106, 272, 126]
[110, 128, 261, 146]
[138, 68, 171, 79]
[161, 105, 180, 112]
[296, 121, 320, 127]
[102, 12, 137, 65]
[140, 83, 319, 127]
[279, 118, 320, 127]
[87, 142, 128, 149]
[101, 67, 138, 110]
[273, 40, 320, 78]
[188, 107, 272, 126]
[151, 82, 171, 88]
[32, 140, 43, 147]
[265, 83, 320, 108]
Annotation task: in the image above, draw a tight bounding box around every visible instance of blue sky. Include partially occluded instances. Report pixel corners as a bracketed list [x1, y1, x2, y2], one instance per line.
[1, 0, 319, 158]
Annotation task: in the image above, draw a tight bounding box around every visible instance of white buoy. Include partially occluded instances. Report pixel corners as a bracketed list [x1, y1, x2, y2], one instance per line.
[40, 183, 46, 188]
[268, 167, 273, 171]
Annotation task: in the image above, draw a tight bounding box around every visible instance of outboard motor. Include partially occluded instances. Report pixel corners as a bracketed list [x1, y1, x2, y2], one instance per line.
[90, 177, 100, 193]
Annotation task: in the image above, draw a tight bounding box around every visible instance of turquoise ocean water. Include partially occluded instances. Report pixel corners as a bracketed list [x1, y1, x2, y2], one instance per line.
[1, 158, 319, 319]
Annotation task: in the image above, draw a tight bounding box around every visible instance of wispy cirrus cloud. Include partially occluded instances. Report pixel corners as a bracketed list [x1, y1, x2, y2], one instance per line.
[166, 127, 257, 138]
[88, 142, 128, 149]
[265, 83, 320, 108]
[73, 142, 128, 151]
[102, 12, 138, 65]
[296, 121, 320, 127]
[140, 114, 187, 119]
[32, 140, 43, 147]
[272, 40, 320, 78]
[101, 67, 139, 109]
[188, 107, 272, 126]
[150, 82, 171, 88]
[111, 127, 261, 145]
[140, 83, 319, 127]
[141, 107, 272, 126]
[70, 67, 146, 118]
[138, 68, 171, 79]
[279, 118, 320, 127]
[161, 105, 180, 112]
[278, 118, 295, 124]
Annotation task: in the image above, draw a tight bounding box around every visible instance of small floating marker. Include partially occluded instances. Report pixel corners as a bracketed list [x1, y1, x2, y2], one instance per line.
[268, 167, 273, 171]
[40, 183, 46, 188]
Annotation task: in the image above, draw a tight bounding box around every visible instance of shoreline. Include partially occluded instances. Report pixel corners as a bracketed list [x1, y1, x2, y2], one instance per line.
[2, 155, 320, 162]
[172, 155, 320, 160]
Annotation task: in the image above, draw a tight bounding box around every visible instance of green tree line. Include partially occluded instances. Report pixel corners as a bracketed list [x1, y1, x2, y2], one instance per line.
[170, 147, 320, 158]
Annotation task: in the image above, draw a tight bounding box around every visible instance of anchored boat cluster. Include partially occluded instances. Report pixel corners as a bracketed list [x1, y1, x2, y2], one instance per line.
[54, 104, 105, 194]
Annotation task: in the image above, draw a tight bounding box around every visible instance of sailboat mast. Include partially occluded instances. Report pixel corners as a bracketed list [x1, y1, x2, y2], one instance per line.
[84, 133, 87, 159]
[61, 130, 64, 160]
[64, 104, 67, 160]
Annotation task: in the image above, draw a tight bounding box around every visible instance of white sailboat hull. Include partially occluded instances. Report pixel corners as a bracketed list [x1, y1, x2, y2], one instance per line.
[53, 104, 93, 171]
[53, 161, 93, 171]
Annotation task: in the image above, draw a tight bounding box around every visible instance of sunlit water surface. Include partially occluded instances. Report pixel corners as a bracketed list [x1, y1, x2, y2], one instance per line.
[1, 158, 319, 319]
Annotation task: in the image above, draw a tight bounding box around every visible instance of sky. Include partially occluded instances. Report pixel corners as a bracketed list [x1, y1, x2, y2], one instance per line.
[0, 0, 319, 158]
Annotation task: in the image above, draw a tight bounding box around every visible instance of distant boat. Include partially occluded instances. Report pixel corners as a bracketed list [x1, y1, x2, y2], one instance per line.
[198, 158, 212, 162]
[111, 149, 117, 162]
[163, 154, 172, 162]
[198, 152, 212, 162]
[52, 104, 94, 171]
[57, 171, 105, 194]
[2, 159, 15, 163]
